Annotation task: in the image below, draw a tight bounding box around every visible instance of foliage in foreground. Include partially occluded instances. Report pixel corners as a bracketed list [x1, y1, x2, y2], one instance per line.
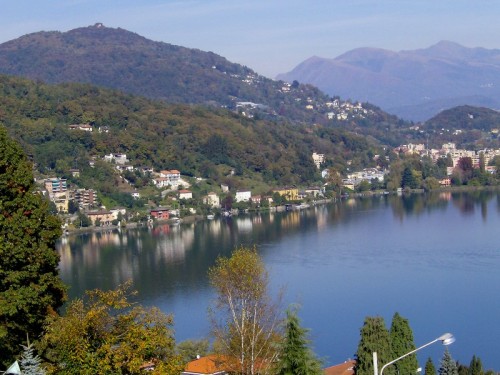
[389, 312, 418, 375]
[208, 246, 283, 375]
[355, 316, 393, 375]
[0, 125, 66, 366]
[273, 307, 323, 375]
[40, 281, 184, 375]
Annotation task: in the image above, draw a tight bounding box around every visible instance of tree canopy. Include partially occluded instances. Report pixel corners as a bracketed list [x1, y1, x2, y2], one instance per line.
[355, 316, 392, 375]
[273, 307, 322, 375]
[389, 312, 418, 375]
[208, 246, 282, 375]
[40, 281, 183, 375]
[0, 125, 66, 366]
[439, 348, 458, 375]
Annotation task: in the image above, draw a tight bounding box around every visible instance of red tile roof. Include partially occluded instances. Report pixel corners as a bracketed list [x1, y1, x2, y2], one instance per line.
[183, 355, 229, 375]
[324, 360, 356, 375]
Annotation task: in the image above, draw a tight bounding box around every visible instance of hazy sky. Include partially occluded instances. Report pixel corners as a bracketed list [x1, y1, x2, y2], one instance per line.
[1, 0, 499, 78]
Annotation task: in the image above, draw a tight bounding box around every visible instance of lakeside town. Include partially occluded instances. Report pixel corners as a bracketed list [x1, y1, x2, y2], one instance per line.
[39, 131, 500, 231]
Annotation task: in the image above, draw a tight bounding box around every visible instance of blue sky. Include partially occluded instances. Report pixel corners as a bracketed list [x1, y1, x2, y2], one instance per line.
[1, 0, 499, 78]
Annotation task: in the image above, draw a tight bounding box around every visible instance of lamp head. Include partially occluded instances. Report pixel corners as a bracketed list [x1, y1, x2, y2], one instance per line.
[437, 333, 455, 346]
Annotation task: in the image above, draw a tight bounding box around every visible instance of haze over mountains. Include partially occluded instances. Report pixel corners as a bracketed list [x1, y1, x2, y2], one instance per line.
[0, 23, 338, 125]
[0, 23, 498, 139]
[276, 41, 500, 121]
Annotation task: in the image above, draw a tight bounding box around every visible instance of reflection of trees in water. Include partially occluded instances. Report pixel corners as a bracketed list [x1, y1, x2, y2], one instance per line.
[451, 190, 496, 217]
[59, 191, 500, 302]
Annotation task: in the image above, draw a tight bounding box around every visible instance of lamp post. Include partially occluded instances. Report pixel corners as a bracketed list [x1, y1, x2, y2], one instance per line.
[373, 333, 455, 375]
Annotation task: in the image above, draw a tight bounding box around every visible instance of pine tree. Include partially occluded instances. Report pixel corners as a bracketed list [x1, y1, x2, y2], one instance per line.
[390, 313, 418, 375]
[20, 340, 46, 375]
[355, 316, 392, 375]
[274, 307, 323, 375]
[425, 357, 437, 375]
[468, 355, 483, 375]
[439, 348, 458, 375]
[0, 126, 66, 366]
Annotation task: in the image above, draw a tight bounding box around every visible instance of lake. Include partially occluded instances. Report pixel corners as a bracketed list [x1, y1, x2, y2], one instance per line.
[57, 191, 500, 371]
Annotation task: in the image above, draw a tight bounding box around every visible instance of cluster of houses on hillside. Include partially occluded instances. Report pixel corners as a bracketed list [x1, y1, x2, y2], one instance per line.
[42, 139, 500, 226]
[394, 142, 499, 174]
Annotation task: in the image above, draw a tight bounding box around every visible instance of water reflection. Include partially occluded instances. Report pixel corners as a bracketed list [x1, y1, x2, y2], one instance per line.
[59, 191, 499, 300]
[57, 191, 500, 369]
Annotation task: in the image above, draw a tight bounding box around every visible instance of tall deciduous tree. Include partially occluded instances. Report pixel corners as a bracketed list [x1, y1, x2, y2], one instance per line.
[389, 313, 418, 375]
[0, 126, 66, 366]
[274, 307, 322, 375]
[439, 348, 458, 375]
[208, 246, 282, 375]
[355, 316, 392, 375]
[425, 357, 437, 375]
[40, 282, 183, 375]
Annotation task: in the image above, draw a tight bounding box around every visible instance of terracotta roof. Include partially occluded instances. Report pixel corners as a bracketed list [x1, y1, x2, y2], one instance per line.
[183, 355, 229, 375]
[324, 360, 356, 375]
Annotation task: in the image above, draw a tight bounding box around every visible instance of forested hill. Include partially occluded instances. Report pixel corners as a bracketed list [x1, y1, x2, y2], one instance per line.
[418, 105, 500, 149]
[0, 24, 403, 128]
[0, 74, 382, 190]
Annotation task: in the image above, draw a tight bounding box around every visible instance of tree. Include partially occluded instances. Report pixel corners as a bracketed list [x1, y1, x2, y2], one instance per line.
[177, 339, 210, 363]
[389, 313, 418, 375]
[20, 339, 46, 375]
[457, 157, 474, 184]
[439, 348, 458, 375]
[468, 355, 483, 375]
[325, 168, 343, 195]
[425, 357, 437, 375]
[0, 126, 66, 366]
[355, 316, 392, 375]
[273, 307, 322, 375]
[401, 167, 418, 189]
[40, 282, 183, 375]
[76, 211, 92, 227]
[208, 246, 282, 375]
[423, 177, 440, 191]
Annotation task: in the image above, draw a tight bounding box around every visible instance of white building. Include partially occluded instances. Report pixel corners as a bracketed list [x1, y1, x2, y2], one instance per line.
[235, 190, 251, 202]
[312, 152, 325, 169]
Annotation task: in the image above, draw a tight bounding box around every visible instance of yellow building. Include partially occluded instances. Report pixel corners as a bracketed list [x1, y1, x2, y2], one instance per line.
[273, 187, 299, 201]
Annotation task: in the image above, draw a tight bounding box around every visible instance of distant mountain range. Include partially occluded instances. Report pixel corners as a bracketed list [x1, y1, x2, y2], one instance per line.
[0, 23, 343, 125]
[0, 24, 498, 149]
[276, 41, 500, 121]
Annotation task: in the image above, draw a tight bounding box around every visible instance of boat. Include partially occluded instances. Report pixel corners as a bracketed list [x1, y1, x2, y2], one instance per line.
[207, 214, 215, 220]
[170, 217, 182, 225]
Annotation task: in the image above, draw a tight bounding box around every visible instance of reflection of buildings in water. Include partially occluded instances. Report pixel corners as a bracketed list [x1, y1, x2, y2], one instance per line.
[207, 219, 222, 236]
[252, 215, 263, 225]
[150, 224, 172, 236]
[439, 192, 452, 201]
[236, 217, 253, 233]
[314, 206, 328, 231]
[345, 198, 357, 207]
[89, 231, 123, 247]
[57, 238, 73, 273]
[112, 254, 134, 283]
[153, 225, 195, 263]
[281, 211, 300, 230]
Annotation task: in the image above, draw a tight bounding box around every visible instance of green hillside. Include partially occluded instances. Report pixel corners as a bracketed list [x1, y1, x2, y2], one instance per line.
[0, 75, 384, 195]
[0, 24, 411, 134]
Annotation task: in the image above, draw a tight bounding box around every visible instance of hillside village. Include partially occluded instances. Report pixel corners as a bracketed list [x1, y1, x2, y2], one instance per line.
[40, 125, 500, 230]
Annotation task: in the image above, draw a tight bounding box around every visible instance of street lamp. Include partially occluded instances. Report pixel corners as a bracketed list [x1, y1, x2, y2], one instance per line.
[373, 333, 455, 375]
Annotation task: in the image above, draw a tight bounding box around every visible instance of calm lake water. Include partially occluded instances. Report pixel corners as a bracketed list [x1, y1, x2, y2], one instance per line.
[57, 191, 500, 371]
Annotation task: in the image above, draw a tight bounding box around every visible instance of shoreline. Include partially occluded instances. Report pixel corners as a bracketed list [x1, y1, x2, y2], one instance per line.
[62, 185, 499, 236]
